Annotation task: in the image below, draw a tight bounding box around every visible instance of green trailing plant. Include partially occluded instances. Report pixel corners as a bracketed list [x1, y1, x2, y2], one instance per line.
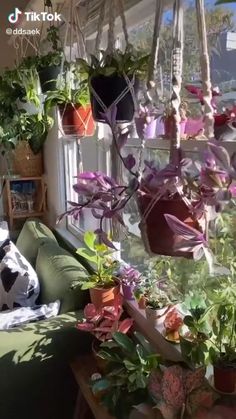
[72, 231, 119, 290]
[8, 111, 53, 154]
[77, 47, 150, 79]
[91, 331, 160, 419]
[0, 66, 40, 108]
[208, 303, 236, 367]
[37, 26, 63, 70]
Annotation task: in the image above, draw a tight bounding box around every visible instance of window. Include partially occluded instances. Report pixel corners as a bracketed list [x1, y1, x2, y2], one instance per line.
[62, 0, 236, 286]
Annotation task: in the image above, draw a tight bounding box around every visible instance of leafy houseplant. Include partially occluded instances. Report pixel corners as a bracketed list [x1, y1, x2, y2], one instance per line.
[91, 331, 160, 419]
[78, 48, 149, 123]
[72, 231, 120, 308]
[118, 265, 141, 301]
[77, 296, 133, 372]
[148, 365, 216, 419]
[209, 303, 236, 393]
[37, 26, 64, 93]
[45, 82, 95, 136]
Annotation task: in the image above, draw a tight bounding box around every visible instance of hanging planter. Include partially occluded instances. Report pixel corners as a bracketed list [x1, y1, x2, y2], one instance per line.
[77, 0, 149, 124]
[59, 103, 95, 136]
[137, 192, 201, 257]
[89, 73, 139, 123]
[38, 65, 61, 93]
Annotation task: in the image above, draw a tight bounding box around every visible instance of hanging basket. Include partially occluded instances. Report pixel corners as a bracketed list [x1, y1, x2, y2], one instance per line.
[38, 65, 61, 93]
[137, 191, 201, 258]
[14, 141, 43, 177]
[59, 103, 95, 137]
[89, 74, 138, 123]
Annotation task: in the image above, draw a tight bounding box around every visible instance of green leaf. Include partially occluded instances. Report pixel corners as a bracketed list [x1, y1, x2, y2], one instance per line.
[81, 282, 97, 290]
[76, 248, 97, 263]
[91, 378, 110, 393]
[112, 332, 135, 353]
[84, 231, 96, 251]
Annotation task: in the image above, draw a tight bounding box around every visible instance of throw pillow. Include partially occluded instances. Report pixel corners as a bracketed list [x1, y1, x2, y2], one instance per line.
[0, 221, 9, 246]
[0, 300, 60, 330]
[0, 239, 40, 311]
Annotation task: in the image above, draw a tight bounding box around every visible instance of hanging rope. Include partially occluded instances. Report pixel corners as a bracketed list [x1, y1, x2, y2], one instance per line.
[117, 0, 130, 47]
[195, 0, 214, 139]
[95, 0, 107, 54]
[170, 0, 184, 159]
[147, 0, 164, 88]
[107, 0, 116, 54]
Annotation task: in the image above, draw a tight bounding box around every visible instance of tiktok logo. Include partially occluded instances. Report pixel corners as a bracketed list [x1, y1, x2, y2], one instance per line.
[8, 8, 22, 24]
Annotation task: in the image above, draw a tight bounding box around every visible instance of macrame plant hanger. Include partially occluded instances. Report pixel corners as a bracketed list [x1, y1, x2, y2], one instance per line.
[57, 0, 93, 138]
[90, 0, 138, 123]
[138, 0, 214, 257]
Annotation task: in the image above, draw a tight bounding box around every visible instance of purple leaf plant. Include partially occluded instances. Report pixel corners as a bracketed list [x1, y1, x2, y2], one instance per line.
[58, 104, 235, 274]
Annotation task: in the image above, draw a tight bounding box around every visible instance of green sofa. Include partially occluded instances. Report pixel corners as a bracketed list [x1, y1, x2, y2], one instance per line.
[0, 219, 92, 419]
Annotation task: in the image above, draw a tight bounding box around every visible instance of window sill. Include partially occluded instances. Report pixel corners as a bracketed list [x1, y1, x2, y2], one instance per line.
[55, 226, 84, 250]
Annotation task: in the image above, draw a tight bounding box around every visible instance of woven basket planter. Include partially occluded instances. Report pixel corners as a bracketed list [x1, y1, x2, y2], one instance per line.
[14, 141, 43, 177]
[137, 191, 201, 258]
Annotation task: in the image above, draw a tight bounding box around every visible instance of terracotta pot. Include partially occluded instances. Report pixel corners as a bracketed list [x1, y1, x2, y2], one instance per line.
[145, 306, 171, 327]
[122, 283, 135, 301]
[214, 364, 236, 393]
[89, 283, 120, 309]
[138, 193, 201, 257]
[59, 103, 95, 136]
[138, 296, 146, 309]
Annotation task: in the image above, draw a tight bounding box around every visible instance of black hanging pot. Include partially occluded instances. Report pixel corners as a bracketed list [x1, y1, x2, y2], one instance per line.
[89, 73, 139, 123]
[38, 65, 61, 93]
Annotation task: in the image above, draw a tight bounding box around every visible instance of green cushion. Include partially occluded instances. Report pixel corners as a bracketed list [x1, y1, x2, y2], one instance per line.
[0, 311, 93, 419]
[16, 219, 57, 268]
[36, 242, 89, 313]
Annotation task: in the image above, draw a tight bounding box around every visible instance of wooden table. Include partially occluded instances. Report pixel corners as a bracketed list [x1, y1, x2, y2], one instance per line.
[71, 354, 114, 419]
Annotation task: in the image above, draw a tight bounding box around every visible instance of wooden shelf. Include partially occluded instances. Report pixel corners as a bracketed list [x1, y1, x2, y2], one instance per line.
[1, 176, 47, 230]
[71, 354, 115, 419]
[12, 211, 44, 219]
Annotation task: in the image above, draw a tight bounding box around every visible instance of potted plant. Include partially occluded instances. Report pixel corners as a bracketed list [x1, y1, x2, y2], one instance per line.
[45, 81, 95, 136]
[179, 294, 212, 368]
[208, 303, 236, 393]
[12, 111, 53, 177]
[148, 364, 216, 419]
[37, 26, 64, 93]
[162, 101, 188, 139]
[69, 231, 120, 308]
[134, 262, 176, 320]
[77, 295, 133, 371]
[0, 65, 41, 114]
[91, 331, 160, 419]
[77, 48, 149, 123]
[118, 265, 141, 301]
[135, 104, 159, 140]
